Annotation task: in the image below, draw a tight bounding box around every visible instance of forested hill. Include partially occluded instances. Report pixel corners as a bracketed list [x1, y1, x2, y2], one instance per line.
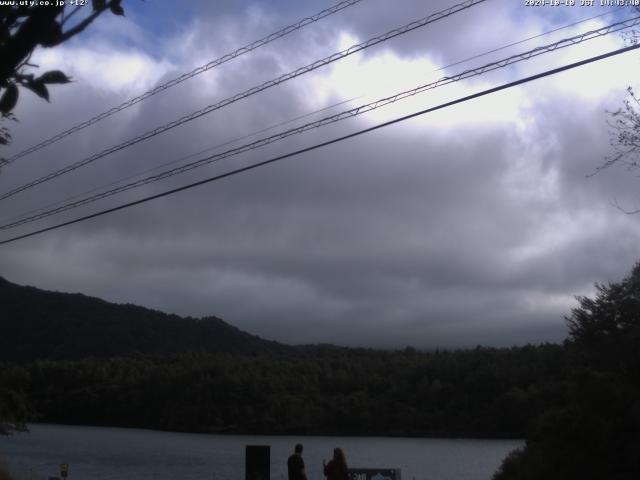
[0, 276, 288, 361]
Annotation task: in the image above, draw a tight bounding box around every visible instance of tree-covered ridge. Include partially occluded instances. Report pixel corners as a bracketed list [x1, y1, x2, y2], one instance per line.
[494, 263, 640, 480]
[0, 276, 288, 360]
[0, 344, 566, 438]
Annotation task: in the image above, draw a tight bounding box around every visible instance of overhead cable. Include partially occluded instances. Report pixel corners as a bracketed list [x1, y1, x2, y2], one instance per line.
[0, 0, 367, 166]
[0, 98, 356, 225]
[2, 42, 639, 245]
[0, 0, 487, 201]
[3, 7, 616, 226]
[2, 15, 638, 231]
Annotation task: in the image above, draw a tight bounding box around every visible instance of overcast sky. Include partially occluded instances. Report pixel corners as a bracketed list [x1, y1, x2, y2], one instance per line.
[1, 0, 640, 348]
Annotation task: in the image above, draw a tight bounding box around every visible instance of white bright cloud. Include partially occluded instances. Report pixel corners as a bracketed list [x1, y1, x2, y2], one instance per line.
[33, 46, 174, 94]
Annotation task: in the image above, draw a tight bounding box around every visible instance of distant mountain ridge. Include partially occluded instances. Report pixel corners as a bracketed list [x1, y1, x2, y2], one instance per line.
[0, 276, 288, 361]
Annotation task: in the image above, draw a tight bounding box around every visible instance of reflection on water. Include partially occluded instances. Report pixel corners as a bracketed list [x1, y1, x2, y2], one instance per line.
[0, 424, 522, 480]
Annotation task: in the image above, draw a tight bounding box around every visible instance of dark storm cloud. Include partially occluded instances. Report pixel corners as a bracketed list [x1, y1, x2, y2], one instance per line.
[1, 0, 639, 348]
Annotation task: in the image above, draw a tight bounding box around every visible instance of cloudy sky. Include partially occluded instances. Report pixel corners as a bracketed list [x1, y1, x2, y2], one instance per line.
[1, 0, 640, 348]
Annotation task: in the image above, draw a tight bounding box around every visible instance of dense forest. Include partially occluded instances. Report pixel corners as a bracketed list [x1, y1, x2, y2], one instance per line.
[0, 276, 569, 438]
[0, 344, 566, 437]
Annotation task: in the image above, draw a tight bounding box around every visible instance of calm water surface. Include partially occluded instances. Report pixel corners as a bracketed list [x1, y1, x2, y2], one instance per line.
[0, 424, 521, 480]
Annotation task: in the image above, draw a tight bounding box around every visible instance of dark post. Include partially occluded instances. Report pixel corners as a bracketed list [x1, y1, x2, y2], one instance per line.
[59, 463, 69, 479]
[245, 445, 270, 480]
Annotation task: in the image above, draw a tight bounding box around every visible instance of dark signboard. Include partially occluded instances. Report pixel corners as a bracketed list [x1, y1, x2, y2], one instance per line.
[348, 469, 401, 480]
[246, 445, 270, 480]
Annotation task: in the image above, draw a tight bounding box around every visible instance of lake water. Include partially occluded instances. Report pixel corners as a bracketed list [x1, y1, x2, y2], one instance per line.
[0, 424, 521, 480]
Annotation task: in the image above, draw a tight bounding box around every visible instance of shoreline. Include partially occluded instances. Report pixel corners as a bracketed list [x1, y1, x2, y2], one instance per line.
[19, 422, 525, 442]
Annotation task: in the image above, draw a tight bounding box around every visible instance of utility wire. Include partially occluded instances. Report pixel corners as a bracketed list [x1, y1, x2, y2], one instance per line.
[2, 8, 616, 226]
[2, 42, 639, 246]
[433, 9, 616, 73]
[0, 0, 487, 202]
[0, 98, 356, 225]
[2, 15, 638, 231]
[0, 0, 367, 166]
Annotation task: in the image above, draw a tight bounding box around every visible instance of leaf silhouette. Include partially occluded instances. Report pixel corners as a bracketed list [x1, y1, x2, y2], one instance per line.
[0, 84, 19, 114]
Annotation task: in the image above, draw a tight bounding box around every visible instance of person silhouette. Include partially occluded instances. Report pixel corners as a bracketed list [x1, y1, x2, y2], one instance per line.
[288, 443, 307, 480]
[323, 448, 348, 480]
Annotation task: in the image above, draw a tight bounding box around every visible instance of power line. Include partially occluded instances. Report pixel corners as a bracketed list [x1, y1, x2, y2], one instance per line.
[437, 9, 616, 73]
[3, 8, 617, 226]
[0, 98, 356, 225]
[2, 42, 638, 246]
[0, 0, 367, 166]
[0, 0, 488, 202]
[2, 14, 637, 231]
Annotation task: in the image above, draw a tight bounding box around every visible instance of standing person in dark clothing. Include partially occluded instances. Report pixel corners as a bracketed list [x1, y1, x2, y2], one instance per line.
[288, 443, 307, 480]
[323, 448, 348, 480]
